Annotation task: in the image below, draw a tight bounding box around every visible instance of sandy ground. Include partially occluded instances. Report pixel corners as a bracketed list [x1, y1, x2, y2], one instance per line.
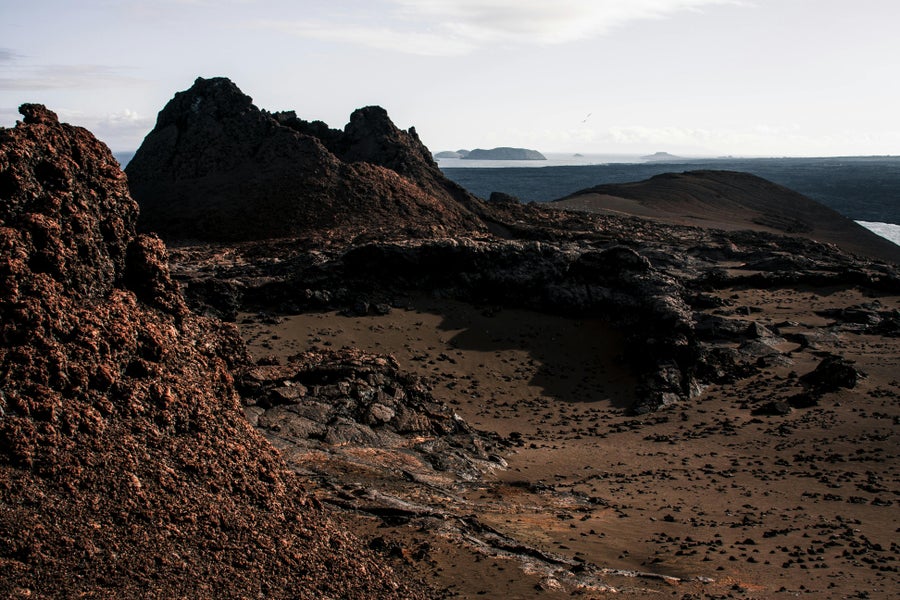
[240, 288, 899, 599]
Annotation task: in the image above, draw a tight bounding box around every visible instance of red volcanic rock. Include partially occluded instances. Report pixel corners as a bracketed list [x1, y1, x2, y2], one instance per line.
[126, 77, 484, 242]
[0, 103, 137, 299]
[0, 105, 428, 598]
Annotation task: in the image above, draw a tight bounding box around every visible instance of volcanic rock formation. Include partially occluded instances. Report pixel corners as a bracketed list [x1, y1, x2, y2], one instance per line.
[0, 104, 429, 598]
[126, 77, 484, 242]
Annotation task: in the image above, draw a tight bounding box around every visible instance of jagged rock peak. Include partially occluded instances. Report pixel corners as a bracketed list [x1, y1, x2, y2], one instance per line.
[348, 105, 395, 133]
[155, 76, 257, 127]
[1, 103, 138, 299]
[126, 77, 484, 242]
[19, 103, 60, 125]
[341, 105, 439, 173]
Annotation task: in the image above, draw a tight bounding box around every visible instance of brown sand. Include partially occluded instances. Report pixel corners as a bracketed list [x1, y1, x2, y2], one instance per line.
[241, 289, 899, 598]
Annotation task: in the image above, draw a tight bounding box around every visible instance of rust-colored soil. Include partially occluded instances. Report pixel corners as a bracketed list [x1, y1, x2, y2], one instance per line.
[241, 289, 899, 599]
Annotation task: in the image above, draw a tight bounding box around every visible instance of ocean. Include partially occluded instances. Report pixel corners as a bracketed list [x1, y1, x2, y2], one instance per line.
[439, 155, 900, 247]
[114, 150, 899, 246]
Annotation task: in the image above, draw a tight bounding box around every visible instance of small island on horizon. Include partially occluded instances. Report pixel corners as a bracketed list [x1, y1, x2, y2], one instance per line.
[434, 149, 470, 159]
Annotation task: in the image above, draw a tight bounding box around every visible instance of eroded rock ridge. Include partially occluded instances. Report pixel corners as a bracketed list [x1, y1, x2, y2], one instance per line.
[126, 77, 483, 242]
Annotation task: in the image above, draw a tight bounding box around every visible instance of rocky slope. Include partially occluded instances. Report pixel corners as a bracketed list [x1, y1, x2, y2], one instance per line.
[171, 191, 899, 419]
[5, 95, 899, 598]
[121, 78, 900, 432]
[0, 104, 430, 598]
[125, 77, 484, 243]
[553, 170, 900, 264]
[167, 187, 900, 596]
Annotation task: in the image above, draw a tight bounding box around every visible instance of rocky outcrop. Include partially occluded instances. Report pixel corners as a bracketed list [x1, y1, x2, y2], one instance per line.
[239, 348, 507, 483]
[172, 188, 900, 415]
[0, 104, 136, 299]
[0, 105, 428, 598]
[126, 77, 484, 242]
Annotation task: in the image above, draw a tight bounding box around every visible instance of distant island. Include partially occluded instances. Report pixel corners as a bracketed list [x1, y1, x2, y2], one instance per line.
[434, 147, 546, 160]
[464, 147, 546, 160]
[642, 151, 683, 162]
[434, 149, 470, 159]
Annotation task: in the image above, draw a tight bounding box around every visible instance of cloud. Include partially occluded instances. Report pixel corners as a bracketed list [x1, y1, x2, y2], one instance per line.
[254, 19, 477, 56]
[0, 65, 145, 90]
[56, 108, 155, 150]
[260, 0, 744, 56]
[595, 123, 900, 156]
[0, 48, 21, 63]
[393, 0, 741, 44]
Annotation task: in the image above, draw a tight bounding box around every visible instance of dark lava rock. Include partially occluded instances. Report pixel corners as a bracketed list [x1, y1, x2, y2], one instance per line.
[787, 391, 821, 409]
[817, 303, 900, 336]
[0, 105, 428, 599]
[571, 246, 652, 278]
[488, 191, 521, 205]
[239, 348, 503, 481]
[800, 355, 866, 393]
[126, 77, 484, 242]
[752, 401, 793, 416]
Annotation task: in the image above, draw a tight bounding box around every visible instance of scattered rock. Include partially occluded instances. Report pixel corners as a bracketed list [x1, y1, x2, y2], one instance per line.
[752, 401, 793, 416]
[238, 347, 505, 482]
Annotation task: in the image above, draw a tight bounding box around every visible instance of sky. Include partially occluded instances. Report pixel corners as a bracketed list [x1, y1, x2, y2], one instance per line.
[1, 0, 898, 157]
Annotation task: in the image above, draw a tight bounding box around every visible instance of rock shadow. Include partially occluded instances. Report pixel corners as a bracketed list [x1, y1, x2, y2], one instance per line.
[416, 300, 638, 410]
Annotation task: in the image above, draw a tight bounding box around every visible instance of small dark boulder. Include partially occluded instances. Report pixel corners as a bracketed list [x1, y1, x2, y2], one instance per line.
[752, 401, 793, 416]
[800, 355, 865, 393]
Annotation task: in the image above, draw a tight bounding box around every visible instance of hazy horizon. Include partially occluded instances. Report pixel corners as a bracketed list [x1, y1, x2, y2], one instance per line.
[2, 1, 898, 157]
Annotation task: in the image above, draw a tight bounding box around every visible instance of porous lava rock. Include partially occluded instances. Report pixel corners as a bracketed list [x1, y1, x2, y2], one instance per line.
[0, 105, 428, 598]
[126, 76, 484, 242]
[239, 348, 506, 483]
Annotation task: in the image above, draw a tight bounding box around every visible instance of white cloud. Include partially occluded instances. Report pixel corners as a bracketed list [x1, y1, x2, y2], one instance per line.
[253, 19, 477, 56]
[597, 123, 900, 156]
[257, 0, 745, 56]
[99, 109, 153, 128]
[392, 0, 742, 44]
[0, 65, 145, 90]
[55, 108, 155, 151]
[0, 48, 20, 63]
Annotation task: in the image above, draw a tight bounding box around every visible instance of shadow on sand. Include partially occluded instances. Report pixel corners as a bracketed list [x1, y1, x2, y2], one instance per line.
[413, 299, 638, 410]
